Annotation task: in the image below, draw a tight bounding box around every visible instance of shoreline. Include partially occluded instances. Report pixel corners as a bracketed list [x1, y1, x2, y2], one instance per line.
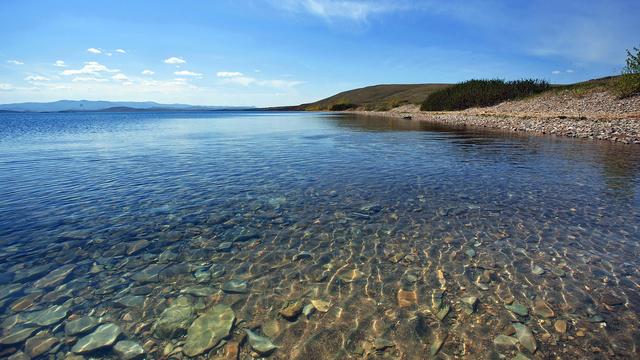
[346, 91, 640, 144]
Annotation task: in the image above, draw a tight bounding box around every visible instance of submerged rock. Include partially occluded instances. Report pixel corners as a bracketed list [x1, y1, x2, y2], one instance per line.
[65, 316, 99, 336]
[222, 279, 248, 294]
[34, 264, 75, 289]
[461, 296, 479, 314]
[24, 333, 59, 358]
[373, 338, 395, 351]
[493, 334, 518, 347]
[505, 302, 529, 317]
[0, 327, 38, 345]
[29, 304, 70, 327]
[512, 323, 537, 353]
[279, 300, 303, 320]
[126, 240, 150, 255]
[531, 265, 545, 275]
[114, 340, 145, 360]
[183, 304, 235, 357]
[554, 319, 567, 334]
[533, 299, 555, 318]
[337, 269, 365, 283]
[245, 329, 278, 355]
[310, 299, 331, 313]
[153, 296, 195, 339]
[71, 323, 122, 354]
[430, 331, 448, 356]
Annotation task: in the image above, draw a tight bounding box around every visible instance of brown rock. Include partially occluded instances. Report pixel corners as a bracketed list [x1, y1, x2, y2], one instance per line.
[554, 320, 567, 334]
[533, 299, 555, 318]
[397, 289, 418, 308]
[25, 333, 59, 358]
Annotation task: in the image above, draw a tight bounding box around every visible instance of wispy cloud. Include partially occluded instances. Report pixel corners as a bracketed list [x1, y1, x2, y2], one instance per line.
[25, 75, 50, 82]
[141, 69, 155, 75]
[115, 49, 127, 54]
[174, 70, 202, 77]
[7, 60, 24, 65]
[551, 70, 561, 75]
[72, 76, 109, 82]
[87, 48, 102, 54]
[61, 61, 120, 76]
[54, 60, 67, 67]
[216, 70, 302, 89]
[271, 0, 410, 21]
[111, 73, 130, 81]
[164, 56, 186, 65]
[0, 83, 14, 90]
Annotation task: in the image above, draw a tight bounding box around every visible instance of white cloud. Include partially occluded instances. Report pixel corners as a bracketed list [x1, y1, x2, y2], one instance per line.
[271, 0, 410, 22]
[141, 69, 155, 75]
[551, 70, 561, 74]
[54, 60, 67, 67]
[115, 49, 126, 54]
[0, 83, 14, 90]
[72, 76, 109, 82]
[87, 48, 102, 54]
[566, 69, 574, 73]
[112, 73, 130, 81]
[217, 71, 244, 78]
[62, 61, 120, 76]
[164, 57, 186, 64]
[25, 75, 50, 82]
[174, 70, 202, 77]
[220, 76, 257, 86]
[7, 60, 24, 65]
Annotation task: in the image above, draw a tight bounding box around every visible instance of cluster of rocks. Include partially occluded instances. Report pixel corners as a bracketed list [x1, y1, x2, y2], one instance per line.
[353, 90, 640, 144]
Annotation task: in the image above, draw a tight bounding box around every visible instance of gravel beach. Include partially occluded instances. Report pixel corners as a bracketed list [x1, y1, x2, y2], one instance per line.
[352, 90, 640, 144]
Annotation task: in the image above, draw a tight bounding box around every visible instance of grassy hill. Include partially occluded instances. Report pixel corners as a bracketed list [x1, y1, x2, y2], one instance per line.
[284, 83, 451, 111]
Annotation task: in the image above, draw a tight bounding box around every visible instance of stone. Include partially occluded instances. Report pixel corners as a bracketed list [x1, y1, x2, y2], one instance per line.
[218, 242, 233, 252]
[7, 351, 29, 360]
[279, 300, 303, 320]
[533, 299, 555, 318]
[337, 269, 364, 283]
[29, 304, 70, 326]
[24, 333, 59, 358]
[397, 289, 418, 308]
[461, 296, 479, 314]
[514, 353, 531, 360]
[114, 340, 145, 360]
[180, 286, 217, 297]
[302, 303, 315, 318]
[310, 299, 331, 313]
[430, 331, 447, 356]
[34, 264, 75, 289]
[436, 304, 451, 321]
[292, 251, 313, 261]
[71, 323, 122, 354]
[373, 338, 395, 351]
[126, 240, 150, 255]
[114, 295, 145, 308]
[505, 302, 528, 317]
[222, 279, 248, 294]
[183, 304, 235, 357]
[601, 292, 624, 306]
[245, 329, 278, 355]
[512, 323, 537, 354]
[131, 264, 166, 284]
[531, 265, 545, 275]
[65, 316, 99, 336]
[493, 335, 519, 347]
[554, 320, 567, 334]
[0, 327, 38, 345]
[153, 296, 195, 339]
[465, 248, 476, 258]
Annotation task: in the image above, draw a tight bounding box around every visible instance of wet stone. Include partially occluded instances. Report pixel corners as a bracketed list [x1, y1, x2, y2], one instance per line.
[183, 304, 235, 357]
[217, 242, 233, 252]
[71, 323, 122, 354]
[245, 329, 278, 355]
[279, 300, 304, 320]
[180, 285, 216, 297]
[531, 265, 545, 276]
[512, 323, 537, 354]
[114, 295, 145, 308]
[292, 251, 313, 261]
[65, 316, 99, 336]
[302, 303, 315, 318]
[461, 296, 479, 314]
[24, 333, 59, 358]
[7, 351, 29, 360]
[373, 338, 395, 351]
[505, 302, 529, 317]
[34, 264, 75, 289]
[493, 334, 519, 347]
[601, 292, 624, 306]
[465, 248, 476, 258]
[114, 340, 145, 360]
[554, 320, 568, 334]
[397, 289, 418, 308]
[222, 279, 248, 294]
[131, 264, 166, 284]
[430, 331, 447, 356]
[126, 240, 150, 255]
[0, 327, 38, 345]
[533, 299, 555, 318]
[310, 299, 331, 313]
[436, 304, 451, 321]
[337, 269, 365, 283]
[29, 304, 70, 326]
[153, 296, 194, 339]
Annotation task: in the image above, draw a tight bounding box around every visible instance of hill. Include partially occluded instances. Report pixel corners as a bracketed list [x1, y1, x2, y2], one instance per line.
[279, 83, 451, 111]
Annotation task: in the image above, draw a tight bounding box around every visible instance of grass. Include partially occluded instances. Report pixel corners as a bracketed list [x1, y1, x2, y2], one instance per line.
[420, 79, 550, 111]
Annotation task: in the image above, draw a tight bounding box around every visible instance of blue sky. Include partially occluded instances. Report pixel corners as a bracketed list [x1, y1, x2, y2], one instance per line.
[0, 0, 638, 107]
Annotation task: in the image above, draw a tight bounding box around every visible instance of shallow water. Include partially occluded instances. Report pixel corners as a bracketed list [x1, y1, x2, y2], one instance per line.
[0, 111, 639, 359]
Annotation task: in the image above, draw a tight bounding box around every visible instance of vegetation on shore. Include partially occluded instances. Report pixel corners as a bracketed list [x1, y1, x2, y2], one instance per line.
[420, 79, 550, 111]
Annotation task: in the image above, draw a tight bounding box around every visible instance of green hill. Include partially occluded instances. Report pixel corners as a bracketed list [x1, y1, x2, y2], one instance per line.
[292, 83, 451, 111]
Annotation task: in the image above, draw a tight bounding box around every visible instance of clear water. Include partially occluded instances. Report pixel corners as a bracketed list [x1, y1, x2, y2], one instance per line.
[0, 111, 639, 359]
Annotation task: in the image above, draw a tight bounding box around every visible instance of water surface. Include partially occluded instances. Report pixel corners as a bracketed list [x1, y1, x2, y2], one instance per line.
[1, 111, 639, 359]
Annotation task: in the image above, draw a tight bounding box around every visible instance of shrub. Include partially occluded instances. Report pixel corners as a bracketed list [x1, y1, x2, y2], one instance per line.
[614, 45, 640, 98]
[330, 103, 357, 111]
[420, 79, 550, 111]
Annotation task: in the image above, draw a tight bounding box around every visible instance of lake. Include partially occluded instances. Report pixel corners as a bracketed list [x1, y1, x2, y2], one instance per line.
[0, 111, 639, 359]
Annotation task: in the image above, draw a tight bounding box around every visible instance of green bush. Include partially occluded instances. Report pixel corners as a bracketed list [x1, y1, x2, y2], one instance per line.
[614, 45, 640, 98]
[329, 102, 357, 111]
[420, 79, 550, 111]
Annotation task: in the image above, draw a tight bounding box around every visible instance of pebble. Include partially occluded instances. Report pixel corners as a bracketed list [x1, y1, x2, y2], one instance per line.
[114, 340, 145, 360]
[222, 279, 248, 294]
[512, 323, 537, 354]
[71, 323, 122, 354]
[554, 320, 568, 334]
[24, 333, 59, 358]
[65, 316, 99, 336]
[505, 302, 529, 317]
[245, 329, 278, 355]
[279, 300, 303, 320]
[493, 334, 519, 347]
[0, 327, 38, 345]
[183, 304, 235, 357]
[310, 299, 331, 313]
[533, 299, 555, 318]
[373, 338, 395, 351]
[531, 265, 545, 275]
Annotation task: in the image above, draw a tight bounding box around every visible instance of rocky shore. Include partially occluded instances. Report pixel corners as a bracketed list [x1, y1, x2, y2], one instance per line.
[352, 90, 640, 144]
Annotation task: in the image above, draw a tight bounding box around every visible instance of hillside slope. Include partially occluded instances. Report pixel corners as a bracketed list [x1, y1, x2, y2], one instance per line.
[297, 83, 451, 111]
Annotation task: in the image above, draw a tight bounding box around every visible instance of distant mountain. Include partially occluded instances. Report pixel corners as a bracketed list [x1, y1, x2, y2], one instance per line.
[0, 100, 253, 112]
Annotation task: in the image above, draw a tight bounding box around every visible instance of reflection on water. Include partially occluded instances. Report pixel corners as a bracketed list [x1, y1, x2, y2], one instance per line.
[0, 111, 639, 359]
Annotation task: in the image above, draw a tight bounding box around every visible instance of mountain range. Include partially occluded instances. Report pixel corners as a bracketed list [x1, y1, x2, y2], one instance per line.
[0, 100, 253, 113]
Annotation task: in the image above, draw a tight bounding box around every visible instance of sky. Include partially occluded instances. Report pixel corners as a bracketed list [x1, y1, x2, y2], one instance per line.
[0, 0, 639, 107]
